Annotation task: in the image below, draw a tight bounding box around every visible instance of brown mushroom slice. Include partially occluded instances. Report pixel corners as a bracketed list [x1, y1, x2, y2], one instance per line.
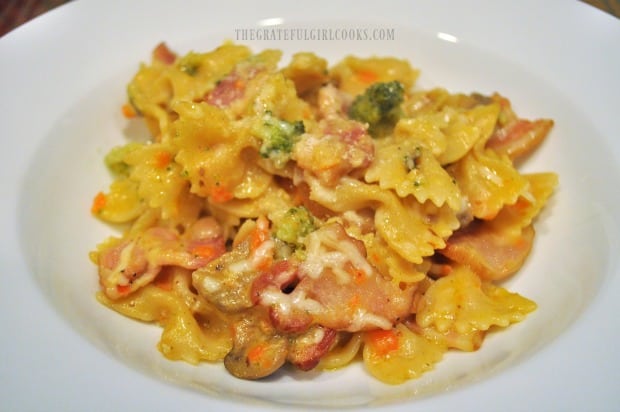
[224, 310, 288, 380]
[287, 325, 337, 371]
[192, 239, 258, 313]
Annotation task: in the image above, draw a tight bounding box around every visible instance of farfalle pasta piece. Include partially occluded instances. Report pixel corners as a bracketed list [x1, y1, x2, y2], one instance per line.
[124, 142, 201, 221]
[416, 265, 536, 335]
[450, 148, 529, 220]
[410, 322, 485, 352]
[127, 43, 253, 140]
[173, 102, 256, 201]
[93, 178, 145, 223]
[374, 200, 451, 265]
[395, 102, 500, 166]
[393, 115, 447, 157]
[364, 137, 464, 211]
[361, 231, 427, 284]
[362, 324, 445, 385]
[330, 55, 419, 96]
[438, 103, 500, 165]
[208, 184, 296, 232]
[440, 173, 557, 281]
[280, 52, 330, 96]
[307, 176, 458, 264]
[98, 269, 232, 364]
[489, 172, 559, 236]
[318, 333, 363, 371]
[403, 88, 495, 117]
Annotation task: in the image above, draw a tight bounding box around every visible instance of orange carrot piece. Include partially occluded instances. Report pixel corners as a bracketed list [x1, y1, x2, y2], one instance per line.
[247, 344, 266, 363]
[348, 294, 361, 309]
[91, 192, 106, 214]
[189, 244, 218, 260]
[121, 103, 137, 118]
[211, 186, 234, 203]
[250, 217, 270, 252]
[348, 266, 366, 285]
[366, 329, 400, 356]
[356, 69, 378, 84]
[233, 79, 245, 90]
[154, 151, 172, 169]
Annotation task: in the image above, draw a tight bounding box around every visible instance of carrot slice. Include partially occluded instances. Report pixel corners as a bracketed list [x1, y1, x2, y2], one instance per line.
[366, 329, 400, 356]
[91, 192, 106, 214]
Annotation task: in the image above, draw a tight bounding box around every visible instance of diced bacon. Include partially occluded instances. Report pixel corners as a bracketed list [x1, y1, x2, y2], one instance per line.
[439, 220, 534, 281]
[205, 66, 261, 108]
[152, 42, 177, 65]
[250, 260, 297, 305]
[253, 223, 414, 333]
[97, 217, 226, 299]
[293, 116, 374, 186]
[98, 239, 156, 299]
[205, 71, 246, 108]
[486, 118, 554, 161]
[316, 84, 352, 118]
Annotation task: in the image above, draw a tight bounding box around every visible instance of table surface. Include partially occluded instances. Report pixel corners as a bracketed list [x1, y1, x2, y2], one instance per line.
[1, 0, 618, 38]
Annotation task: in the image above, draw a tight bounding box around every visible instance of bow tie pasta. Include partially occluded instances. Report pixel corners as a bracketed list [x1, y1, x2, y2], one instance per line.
[90, 42, 557, 384]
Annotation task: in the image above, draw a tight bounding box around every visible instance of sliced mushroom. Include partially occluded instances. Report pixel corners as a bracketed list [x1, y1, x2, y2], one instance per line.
[224, 309, 288, 380]
[287, 325, 337, 371]
[192, 239, 258, 313]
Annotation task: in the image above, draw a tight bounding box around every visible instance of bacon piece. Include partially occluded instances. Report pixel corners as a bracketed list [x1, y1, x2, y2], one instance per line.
[254, 223, 414, 333]
[205, 66, 260, 108]
[293, 116, 374, 186]
[205, 71, 245, 108]
[98, 218, 226, 299]
[152, 42, 177, 65]
[316, 84, 353, 118]
[294, 266, 413, 331]
[439, 220, 534, 281]
[486, 118, 554, 161]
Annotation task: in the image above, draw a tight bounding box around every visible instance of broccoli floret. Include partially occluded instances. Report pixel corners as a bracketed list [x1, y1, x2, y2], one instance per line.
[273, 206, 316, 246]
[254, 112, 305, 168]
[348, 80, 405, 137]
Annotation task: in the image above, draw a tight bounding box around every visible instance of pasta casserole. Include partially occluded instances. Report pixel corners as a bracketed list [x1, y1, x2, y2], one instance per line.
[90, 42, 557, 384]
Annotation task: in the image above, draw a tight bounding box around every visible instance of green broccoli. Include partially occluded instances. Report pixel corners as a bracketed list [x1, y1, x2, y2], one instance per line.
[254, 112, 305, 168]
[273, 206, 316, 247]
[348, 80, 405, 137]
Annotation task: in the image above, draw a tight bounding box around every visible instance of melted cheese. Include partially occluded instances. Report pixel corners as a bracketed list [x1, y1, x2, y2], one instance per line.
[229, 239, 275, 273]
[347, 308, 392, 331]
[259, 286, 324, 315]
[201, 276, 221, 292]
[108, 241, 136, 286]
[300, 226, 373, 283]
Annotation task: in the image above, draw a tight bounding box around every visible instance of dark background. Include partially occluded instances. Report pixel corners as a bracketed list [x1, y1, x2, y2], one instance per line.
[1, 0, 618, 38]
